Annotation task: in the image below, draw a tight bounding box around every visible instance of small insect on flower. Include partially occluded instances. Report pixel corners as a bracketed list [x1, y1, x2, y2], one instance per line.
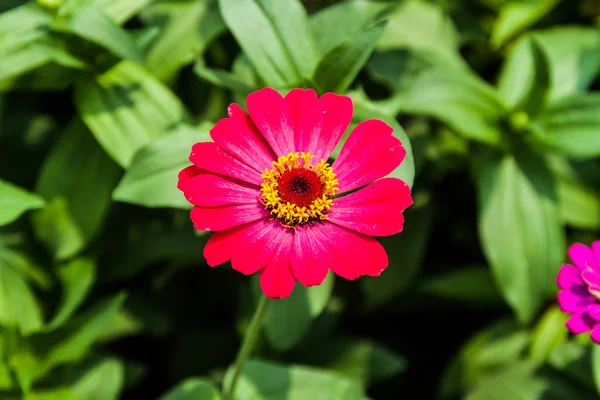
[557, 241, 600, 343]
[177, 88, 413, 299]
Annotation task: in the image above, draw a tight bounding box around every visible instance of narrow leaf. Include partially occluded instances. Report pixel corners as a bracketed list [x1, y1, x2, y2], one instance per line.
[313, 23, 385, 94]
[219, 0, 318, 87]
[498, 36, 551, 115]
[113, 125, 210, 209]
[51, 5, 141, 62]
[33, 119, 120, 260]
[75, 60, 191, 167]
[0, 180, 44, 226]
[474, 149, 565, 323]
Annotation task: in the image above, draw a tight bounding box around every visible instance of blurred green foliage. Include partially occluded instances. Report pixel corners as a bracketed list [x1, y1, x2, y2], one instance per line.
[2, 0, 600, 398]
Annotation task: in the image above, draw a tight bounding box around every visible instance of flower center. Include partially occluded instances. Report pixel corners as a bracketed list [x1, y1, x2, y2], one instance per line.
[260, 152, 339, 227]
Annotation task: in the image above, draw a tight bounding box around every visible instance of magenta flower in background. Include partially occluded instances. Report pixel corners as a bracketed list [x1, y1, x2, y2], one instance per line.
[557, 241, 600, 343]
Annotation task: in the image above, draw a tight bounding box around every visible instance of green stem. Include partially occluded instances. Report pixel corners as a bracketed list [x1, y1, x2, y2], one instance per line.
[224, 294, 271, 400]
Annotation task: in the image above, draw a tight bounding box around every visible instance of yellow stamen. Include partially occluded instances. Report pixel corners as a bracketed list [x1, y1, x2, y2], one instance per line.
[260, 152, 339, 228]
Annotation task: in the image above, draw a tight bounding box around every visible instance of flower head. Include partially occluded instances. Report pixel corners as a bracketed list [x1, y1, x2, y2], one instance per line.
[557, 241, 600, 343]
[177, 88, 413, 299]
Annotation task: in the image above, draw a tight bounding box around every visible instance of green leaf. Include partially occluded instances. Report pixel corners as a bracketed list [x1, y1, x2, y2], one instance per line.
[592, 346, 600, 395]
[46, 258, 96, 330]
[309, 0, 390, 56]
[113, 124, 210, 209]
[0, 179, 45, 226]
[70, 357, 124, 400]
[51, 5, 142, 62]
[498, 36, 551, 116]
[32, 119, 120, 260]
[366, 49, 438, 92]
[143, 0, 225, 80]
[549, 156, 600, 230]
[440, 319, 530, 398]
[159, 378, 221, 400]
[532, 27, 600, 101]
[75, 60, 191, 167]
[398, 68, 505, 145]
[528, 305, 568, 364]
[27, 293, 127, 377]
[227, 360, 366, 400]
[549, 340, 596, 391]
[0, 3, 88, 87]
[321, 339, 407, 387]
[376, 0, 464, 68]
[360, 193, 432, 309]
[0, 250, 43, 335]
[219, 0, 318, 87]
[420, 267, 502, 303]
[264, 273, 334, 351]
[491, 0, 560, 49]
[533, 94, 600, 158]
[313, 23, 384, 94]
[464, 362, 544, 399]
[474, 150, 565, 323]
[90, 0, 153, 24]
[20, 357, 125, 400]
[194, 61, 257, 95]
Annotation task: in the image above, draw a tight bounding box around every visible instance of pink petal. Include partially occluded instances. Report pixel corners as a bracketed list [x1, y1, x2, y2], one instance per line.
[183, 173, 260, 207]
[306, 93, 353, 161]
[592, 240, 600, 271]
[290, 224, 331, 287]
[190, 204, 268, 232]
[210, 104, 276, 173]
[332, 120, 406, 194]
[259, 228, 296, 299]
[312, 221, 388, 280]
[231, 220, 290, 276]
[247, 88, 295, 156]
[285, 88, 320, 152]
[568, 243, 595, 270]
[203, 221, 264, 267]
[556, 264, 584, 290]
[592, 324, 600, 344]
[588, 304, 600, 321]
[328, 178, 413, 236]
[177, 165, 202, 191]
[558, 290, 595, 313]
[189, 142, 262, 185]
[582, 269, 600, 288]
[566, 312, 595, 334]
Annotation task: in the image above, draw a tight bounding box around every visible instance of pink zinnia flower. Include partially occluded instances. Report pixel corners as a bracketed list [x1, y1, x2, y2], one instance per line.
[557, 241, 600, 343]
[177, 88, 413, 299]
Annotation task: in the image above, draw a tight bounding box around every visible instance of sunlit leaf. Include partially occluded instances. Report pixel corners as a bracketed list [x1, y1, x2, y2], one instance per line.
[491, 0, 560, 49]
[46, 258, 96, 330]
[498, 36, 551, 116]
[533, 94, 600, 158]
[51, 5, 142, 62]
[74, 60, 191, 167]
[219, 0, 318, 87]
[474, 149, 565, 323]
[159, 378, 221, 400]
[113, 125, 210, 209]
[143, 0, 225, 80]
[0, 180, 44, 227]
[226, 360, 366, 400]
